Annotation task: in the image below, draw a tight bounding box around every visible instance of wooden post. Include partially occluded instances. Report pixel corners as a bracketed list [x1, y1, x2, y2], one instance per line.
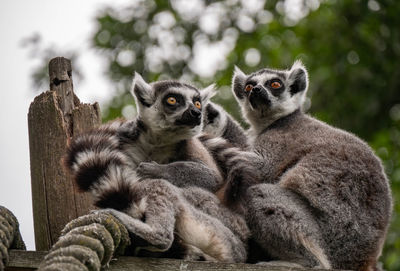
[28, 57, 101, 250]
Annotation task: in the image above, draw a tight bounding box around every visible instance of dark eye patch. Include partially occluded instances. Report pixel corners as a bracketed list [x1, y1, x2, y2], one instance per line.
[245, 80, 257, 87]
[192, 95, 201, 104]
[265, 79, 285, 97]
[205, 104, 219, 124]
[244, 80, 257, 95]
[163, 93, 185, 110]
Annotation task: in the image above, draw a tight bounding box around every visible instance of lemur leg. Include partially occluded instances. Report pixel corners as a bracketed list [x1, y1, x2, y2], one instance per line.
[102, 207, 175, 252]
[246, 183, 331, 269]
[182, 206, 247, 263]
[182, 187, 249, 243]
[137, 161, 222, 192]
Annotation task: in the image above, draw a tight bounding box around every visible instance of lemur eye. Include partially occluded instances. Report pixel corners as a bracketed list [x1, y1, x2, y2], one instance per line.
[167, 97, 177, 105]
[245, 84, 253, 92]
[270, 81, 282, 89]
[195, 101, 202, 109]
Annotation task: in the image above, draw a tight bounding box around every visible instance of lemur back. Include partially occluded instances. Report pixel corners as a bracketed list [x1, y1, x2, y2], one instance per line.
[224, 61, 392, 270]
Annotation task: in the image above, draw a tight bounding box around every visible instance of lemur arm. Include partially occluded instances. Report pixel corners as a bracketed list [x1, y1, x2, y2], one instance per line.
[101, 207, 175, 252]
[136, 161, 223, 192]
[221, 151, 265, 203]
[197, 135, 269, 201]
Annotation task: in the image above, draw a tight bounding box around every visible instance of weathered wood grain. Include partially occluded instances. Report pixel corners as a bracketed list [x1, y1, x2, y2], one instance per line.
[48, 57, 74, 120]
[5, 250, 45, 270]
[28, 57, 101, 250]
[5, 250, 351, 271]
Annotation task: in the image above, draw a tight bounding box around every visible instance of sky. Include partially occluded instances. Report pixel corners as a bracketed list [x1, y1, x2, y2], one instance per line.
[0, 0, 132, 250]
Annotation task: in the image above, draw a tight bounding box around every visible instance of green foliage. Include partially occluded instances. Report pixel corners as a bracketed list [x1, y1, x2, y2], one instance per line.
[371, 118, 400, 271]
[90, 1, 400, 269]
[28, 0, 400, 269]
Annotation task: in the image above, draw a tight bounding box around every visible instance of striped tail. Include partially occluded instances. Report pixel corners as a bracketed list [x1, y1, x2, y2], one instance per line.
[64, 120, 138, 210]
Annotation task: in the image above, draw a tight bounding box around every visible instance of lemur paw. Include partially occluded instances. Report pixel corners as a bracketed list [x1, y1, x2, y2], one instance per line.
[136, 161, 165, 179]
[225, 165, 260, 203]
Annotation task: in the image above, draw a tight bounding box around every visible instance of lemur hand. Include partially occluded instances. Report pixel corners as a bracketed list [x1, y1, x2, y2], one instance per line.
[136, 161, 168, 180]
[224, 164, 261, 204]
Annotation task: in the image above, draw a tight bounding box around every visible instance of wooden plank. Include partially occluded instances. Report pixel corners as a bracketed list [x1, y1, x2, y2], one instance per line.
[5, 250, 46, 270]
[5, 250, 350, 271]
[28, 91, 75, 250]
[28, 57, 101, 250]
[107, 257, 316, 271]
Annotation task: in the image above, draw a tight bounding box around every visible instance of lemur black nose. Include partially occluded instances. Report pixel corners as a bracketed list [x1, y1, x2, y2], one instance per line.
[190, 108, 201, 118]
[252, 86, 261, 93]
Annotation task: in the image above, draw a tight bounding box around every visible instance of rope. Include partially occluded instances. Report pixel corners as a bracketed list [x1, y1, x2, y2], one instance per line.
[0, 205, 26, 271]
[38, 212, 130, 271]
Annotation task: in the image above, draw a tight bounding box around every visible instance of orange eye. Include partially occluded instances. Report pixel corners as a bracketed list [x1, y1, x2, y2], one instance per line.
[245, 84, 253, 92]
[195, 101, 201, 109]
[271, 81, 282, 89]
[167, 97, 176, 105]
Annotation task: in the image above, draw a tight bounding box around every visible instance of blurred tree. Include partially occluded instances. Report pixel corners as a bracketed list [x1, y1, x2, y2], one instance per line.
[92, 0, 400, 141]
[371, 117, 400, 271]
[27, 0, 400, 270]
[21, 33, 83, 92]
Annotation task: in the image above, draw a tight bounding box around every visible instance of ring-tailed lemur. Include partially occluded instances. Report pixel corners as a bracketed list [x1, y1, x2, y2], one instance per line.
[199, 102, 261, 208]
[137, 97, 252, 188]
[66, 73, 223, 196]
[64, 74, 249, 261]
[218, 61, 392, 270]
[202, 102, 248, 149]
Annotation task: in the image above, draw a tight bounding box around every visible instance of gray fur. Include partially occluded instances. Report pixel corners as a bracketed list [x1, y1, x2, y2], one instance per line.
[203, 102, 249, 149]
[200, 101, 254, 205]
[181, 186, 250, 244]
[99, 178, 247, 262]
[228, 62, 392, 270]
[66, 76, 225, 195]
[65, 74, 249, 262]
[129, 76, 224, 192]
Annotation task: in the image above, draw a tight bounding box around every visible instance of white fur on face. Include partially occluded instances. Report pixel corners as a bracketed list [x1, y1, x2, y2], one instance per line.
[130, 74, 216, 144]
[202, 103, 228, 138]
[234, 63, 308, 134]
[140, 85, 206, 144]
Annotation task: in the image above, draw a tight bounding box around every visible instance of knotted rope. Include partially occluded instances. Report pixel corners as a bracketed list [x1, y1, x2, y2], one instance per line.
[38, 212, 130, 271]
[0, 205, 26, 271]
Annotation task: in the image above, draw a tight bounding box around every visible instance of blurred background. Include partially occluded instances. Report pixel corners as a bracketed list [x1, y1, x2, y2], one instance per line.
[0, 0, 399, 270]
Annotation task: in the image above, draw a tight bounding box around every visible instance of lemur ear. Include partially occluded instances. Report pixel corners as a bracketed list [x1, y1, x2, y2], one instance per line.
[288, 60, 309, 96]
[131, 72, 154, 107]
[200, 84, 216, 104]
[232, 66, 247, 100]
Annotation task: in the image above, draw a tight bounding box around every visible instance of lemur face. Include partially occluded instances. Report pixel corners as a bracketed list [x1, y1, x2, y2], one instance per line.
[203, 102, 227, 137]
[232, 61, 309, 128]
[131, 72, 215, 136]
